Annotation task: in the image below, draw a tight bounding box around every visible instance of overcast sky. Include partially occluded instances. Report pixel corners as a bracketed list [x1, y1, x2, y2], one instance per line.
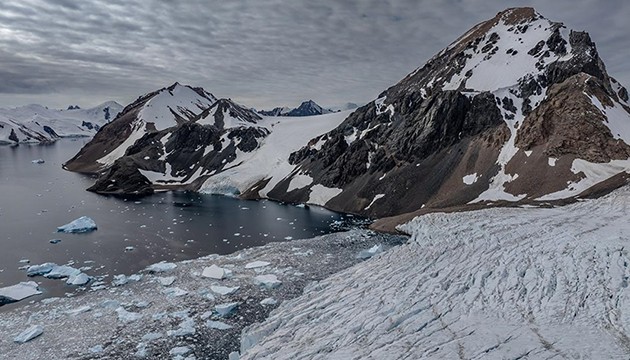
[0, 0, 628, 110]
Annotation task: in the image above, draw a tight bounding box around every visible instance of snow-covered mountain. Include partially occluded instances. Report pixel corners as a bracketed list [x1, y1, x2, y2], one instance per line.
[0, 101, 122, 145]
[267, 7, 630, 222]
[64, 82, 349, 197]
[258, 100, 333, 117]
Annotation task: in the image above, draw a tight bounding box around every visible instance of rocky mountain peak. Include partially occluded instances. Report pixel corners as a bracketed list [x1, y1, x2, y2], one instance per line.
[277, 7, 630, 220]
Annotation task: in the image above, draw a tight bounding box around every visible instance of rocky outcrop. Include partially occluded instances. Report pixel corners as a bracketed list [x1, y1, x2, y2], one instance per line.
[259, 100, 332, 117]
[258, 7, 630, 219]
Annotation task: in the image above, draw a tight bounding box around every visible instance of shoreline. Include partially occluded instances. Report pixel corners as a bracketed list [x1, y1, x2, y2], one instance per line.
[0, 229, 407, 359]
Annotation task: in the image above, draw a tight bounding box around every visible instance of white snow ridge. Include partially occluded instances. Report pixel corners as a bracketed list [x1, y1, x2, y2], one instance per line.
[239, 186, 630, 359]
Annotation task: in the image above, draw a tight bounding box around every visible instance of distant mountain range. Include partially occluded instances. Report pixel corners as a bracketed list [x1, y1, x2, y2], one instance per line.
[258, 100, 335, 117]
[0, 102, 122, 144]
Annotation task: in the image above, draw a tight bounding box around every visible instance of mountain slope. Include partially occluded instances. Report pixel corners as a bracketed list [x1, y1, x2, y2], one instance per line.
[0, 102, 122, 145]
[64, 83, 217, 173]
[260, 7, 630, 221]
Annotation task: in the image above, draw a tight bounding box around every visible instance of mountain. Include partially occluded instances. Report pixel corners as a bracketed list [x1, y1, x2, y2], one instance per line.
[0, 101, 122, 145]
[251, 7, 630, 224]
[258, 100, 333, 117]
[65, 7, 630, 223]
[258, 107, 290, 117]
[64, 83, 351, 197]
[64, 83, 218, 174]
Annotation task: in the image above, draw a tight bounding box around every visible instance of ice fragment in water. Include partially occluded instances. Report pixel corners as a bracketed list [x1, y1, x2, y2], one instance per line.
[245, 261, 270, 269]
[13, 325, 43, 343]
[206, 320, 233, 330]
[145, 261, 177, 273]
[0, 281, 41, 305]
[253, 274, 281, 289]
[26, 263, 56, 276]
[210, 285, 239, 295]
[202, 264, 227, 279]
[357, 244, 383, 260]
[157, 276, 176, 286]
[215, 302, 239, 316]
[56, 216, 97, 233]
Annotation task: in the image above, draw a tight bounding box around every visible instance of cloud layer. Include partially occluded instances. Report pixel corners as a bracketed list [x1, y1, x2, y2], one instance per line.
[0, 0, 628, 109]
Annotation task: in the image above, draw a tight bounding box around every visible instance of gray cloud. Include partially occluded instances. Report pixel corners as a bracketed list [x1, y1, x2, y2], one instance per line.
[0, 0, 627, 109]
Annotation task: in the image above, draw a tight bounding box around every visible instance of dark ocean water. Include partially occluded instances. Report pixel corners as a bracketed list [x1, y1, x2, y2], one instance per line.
[0, 139, 347, 305]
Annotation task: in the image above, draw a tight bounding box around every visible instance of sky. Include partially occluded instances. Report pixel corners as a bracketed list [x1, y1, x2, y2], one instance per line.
[0, 0, 628, 110]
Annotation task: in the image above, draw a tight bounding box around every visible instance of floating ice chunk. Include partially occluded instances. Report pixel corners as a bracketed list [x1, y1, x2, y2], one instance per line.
[142, 332, 163, 341]
[157, 276, 176, 286]
[211, 285, 239, 296]
[18, 259, 30, 264]
[167, 318, 196, 337]
[124, 246, 135, 252]
[66, 272, 90, 286]
[49, 239, 61, 244]
[45, 265, 81, 279]
[89, 345, 104, 353]
[14, 325, 43, 343]
[135, 342, 148, 358]
[0, 281, 41, 304]
[162, 287, 188, 297]
[57, 216, 97, 233]
[116, 307, 142, 323]
[146, 261, 177, 273]
[253, 274, 281, 289]
[215, 302, 239, 317]
[112, 274, 128, 286]
[100, 299, 120, 309]
[128, 274, 143, 282]
[26, 263, 56, 276]
[228, 352, 240, 360]
[206, 320, 233, 330]
[202, 264, 227, 280]
[169, 346, 192, 356]
[66, 305, 91, 316]
[245, 261, 270, 269]
[31, 159, 45, 164]
[260, 297, 277, 306]
[357, 244, 383, 260]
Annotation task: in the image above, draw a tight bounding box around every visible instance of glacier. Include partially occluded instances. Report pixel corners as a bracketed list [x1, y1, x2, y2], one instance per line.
[239, 186, 630, 358]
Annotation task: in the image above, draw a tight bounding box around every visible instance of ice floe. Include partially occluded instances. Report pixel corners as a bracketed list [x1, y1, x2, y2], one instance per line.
[56, 216, 97, 233]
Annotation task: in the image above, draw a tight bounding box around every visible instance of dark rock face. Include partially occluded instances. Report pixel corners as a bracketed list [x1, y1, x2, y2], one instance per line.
[261, 7, 630, 219]
[87, 157, 154, 196]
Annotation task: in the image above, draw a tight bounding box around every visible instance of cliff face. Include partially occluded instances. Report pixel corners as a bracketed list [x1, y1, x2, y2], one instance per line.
[258, 7, 630, 218]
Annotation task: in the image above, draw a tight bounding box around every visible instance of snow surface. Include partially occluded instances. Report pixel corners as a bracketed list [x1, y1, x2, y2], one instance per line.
[139, 84, 216, 131]
[307, 184, 343, 206]
[589, 93, 630, 143]
[462, 173, 479, 185]
[364, 194, 385, 210]
[200, 111, 351, 203]
[240, 186, 630, 359]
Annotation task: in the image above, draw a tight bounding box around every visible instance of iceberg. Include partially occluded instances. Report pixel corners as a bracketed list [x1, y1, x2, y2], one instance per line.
[210, 285, 239, 296]
[202, 264, 227, 280]
[206, 320, 233, 330]
[13, 325, 43, 344]
[245, 261, 270, 269]
[45, 265, 81, 279]
[357, 244, 383, 260]
[157, 276, 176, 286]
[57, 216, 97, 233]
[0, 281, 41, 305]
[260, 297, 277, 306]
[26, 262, 56, 277]
[116, 307, 142, 323]
[31, 159, 45, 164]
[112, 274, 129, 286]
[145, 261, 177, 273]
[253, 274, 282, 289]
[66, 272, 90, 286]
[215, 302, 239, 317]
